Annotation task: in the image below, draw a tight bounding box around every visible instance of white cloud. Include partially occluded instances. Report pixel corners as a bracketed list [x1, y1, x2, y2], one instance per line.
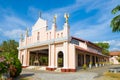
[0, 7, 32, 41]
[112, 48, 120, 51]
[95, 39, 120, 51]
[28, 0, 93, 29]
[4, 29, 25, 39]
[103, 39, 120, 47]
[73, 20, 110, 40]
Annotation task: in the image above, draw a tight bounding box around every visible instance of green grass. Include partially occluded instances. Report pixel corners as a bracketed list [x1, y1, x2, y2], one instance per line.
[104, 72, 120, 79]
[96, 72, 120, 80]
[20, 77, 33, 80]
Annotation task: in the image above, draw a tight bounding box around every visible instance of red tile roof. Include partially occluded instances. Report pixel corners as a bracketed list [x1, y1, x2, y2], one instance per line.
[110, 51, 120, 56]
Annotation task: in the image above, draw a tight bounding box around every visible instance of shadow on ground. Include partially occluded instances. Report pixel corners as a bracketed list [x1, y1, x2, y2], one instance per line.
[14, 73, 34, 80]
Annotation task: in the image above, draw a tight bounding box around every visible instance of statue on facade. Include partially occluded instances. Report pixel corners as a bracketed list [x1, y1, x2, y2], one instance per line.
[64, 13, 69, 23]
[53, 14, 57, 23]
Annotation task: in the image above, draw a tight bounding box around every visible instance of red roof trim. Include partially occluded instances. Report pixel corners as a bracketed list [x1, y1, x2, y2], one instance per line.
[110, 51, 120, 56]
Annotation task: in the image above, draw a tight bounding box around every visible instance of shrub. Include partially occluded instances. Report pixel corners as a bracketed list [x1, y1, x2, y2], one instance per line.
[82, 64, 87, 70]
[10, 57, 22, 77]
[0, 56, 8, 78]
[89, 62, 92, 65]
[0, 52, 22, 78]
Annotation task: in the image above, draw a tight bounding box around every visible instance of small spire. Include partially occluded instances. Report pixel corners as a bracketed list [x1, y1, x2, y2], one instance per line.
[20, 33, 23, 41]
[64, 13, 69, 23]
[39, 11, 42, 18]
[53, 14, 57, 23]
[26, 27, 29, 37]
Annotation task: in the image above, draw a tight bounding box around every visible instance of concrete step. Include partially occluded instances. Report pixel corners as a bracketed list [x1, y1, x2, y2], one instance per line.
[26, 66, 46, 70]
[54, 68, 61, 72]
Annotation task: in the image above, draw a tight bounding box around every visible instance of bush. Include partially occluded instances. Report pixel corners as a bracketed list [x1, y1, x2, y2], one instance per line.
[10, 57, 22, 77]
[0, 52, 22, 78]
[82, 64, 87, 70]
[0, 56, 8, 78]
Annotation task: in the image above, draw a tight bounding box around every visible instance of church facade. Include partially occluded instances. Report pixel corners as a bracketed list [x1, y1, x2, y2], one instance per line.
[18, 14, 109, 72]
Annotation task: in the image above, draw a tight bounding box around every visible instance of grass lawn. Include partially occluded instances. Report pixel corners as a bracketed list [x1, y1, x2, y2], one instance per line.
[95, 72, 120, 80]
[20, 77, 42, 80]
[20, 77, 33, 80]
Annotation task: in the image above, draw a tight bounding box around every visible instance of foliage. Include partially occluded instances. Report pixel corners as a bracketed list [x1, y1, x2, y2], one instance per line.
[116, 55, 120, 62]
[58, 58, 63, 67]
[0, 56, 8, 78]
[0, 40, 18, 57]
[111, 5, 120, 32]
[0, 52, 22, 77]
[39, 56, 48, 65]
[0, 39, 22, 78]
[82, 64, 87, 70]
[89, 62, 92, 65]
[10, 57, 22, 77]
[95, 42, 110, 55]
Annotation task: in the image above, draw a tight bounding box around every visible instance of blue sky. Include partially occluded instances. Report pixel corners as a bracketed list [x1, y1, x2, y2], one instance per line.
[0, 0, 120, 51]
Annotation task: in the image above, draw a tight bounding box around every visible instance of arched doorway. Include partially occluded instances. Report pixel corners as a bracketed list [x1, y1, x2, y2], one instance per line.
[58, 51, 64, 67]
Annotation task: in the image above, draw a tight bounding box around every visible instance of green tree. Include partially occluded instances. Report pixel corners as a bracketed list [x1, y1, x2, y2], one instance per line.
[95, 42, 110, 55]
[111, 5, 120, 32]
[116, 55, 120, 62]
[0, 40, 18, 57]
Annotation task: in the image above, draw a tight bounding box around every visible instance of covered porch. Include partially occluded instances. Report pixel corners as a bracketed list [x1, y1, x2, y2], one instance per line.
[29, 49, 49, 66]
[75, 46, 109, 68]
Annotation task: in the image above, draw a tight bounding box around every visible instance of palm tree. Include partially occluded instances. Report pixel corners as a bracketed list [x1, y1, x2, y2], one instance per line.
[111, 5, 120, 32]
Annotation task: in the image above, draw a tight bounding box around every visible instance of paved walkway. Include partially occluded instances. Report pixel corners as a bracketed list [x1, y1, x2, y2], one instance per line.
[16, 65, 120, 80]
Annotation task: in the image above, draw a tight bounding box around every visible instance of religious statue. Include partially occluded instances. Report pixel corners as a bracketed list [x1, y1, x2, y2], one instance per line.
[53, 14, 57, 23]
[64, 13, 69, 23]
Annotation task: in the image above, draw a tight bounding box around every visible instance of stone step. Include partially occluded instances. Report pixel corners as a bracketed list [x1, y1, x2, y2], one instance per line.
[54, 68, 61, 72]
[26, 66, 46, 70]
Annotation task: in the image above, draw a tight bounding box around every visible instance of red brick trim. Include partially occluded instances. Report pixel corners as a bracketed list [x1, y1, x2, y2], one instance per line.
[61, 69, 66, 72]
[61, 69, 76, 72]
[66, 69, 70, 72]
[22, 66, 28, 68]
[69, 69, 76, 72]
[46, 67, 56, 71]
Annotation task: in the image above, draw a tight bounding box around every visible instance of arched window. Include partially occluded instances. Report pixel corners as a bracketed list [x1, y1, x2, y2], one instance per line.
[58, 51, 64, 67]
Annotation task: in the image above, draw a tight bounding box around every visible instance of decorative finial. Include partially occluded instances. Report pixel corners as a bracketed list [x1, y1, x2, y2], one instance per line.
[26, 27, 29, 37]
[39, 11, 41, 18]
[64, 13, 69, 23]
[53, 14, 57, 23]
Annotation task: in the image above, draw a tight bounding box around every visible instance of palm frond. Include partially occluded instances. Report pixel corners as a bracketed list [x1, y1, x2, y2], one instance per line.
[111, 14, 120, 32]
[112, 5, 120, 14]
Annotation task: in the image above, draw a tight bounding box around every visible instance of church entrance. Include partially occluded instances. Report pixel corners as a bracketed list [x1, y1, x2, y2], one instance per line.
[58, 51, 64, 67]
[29, 49, 48, 66]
